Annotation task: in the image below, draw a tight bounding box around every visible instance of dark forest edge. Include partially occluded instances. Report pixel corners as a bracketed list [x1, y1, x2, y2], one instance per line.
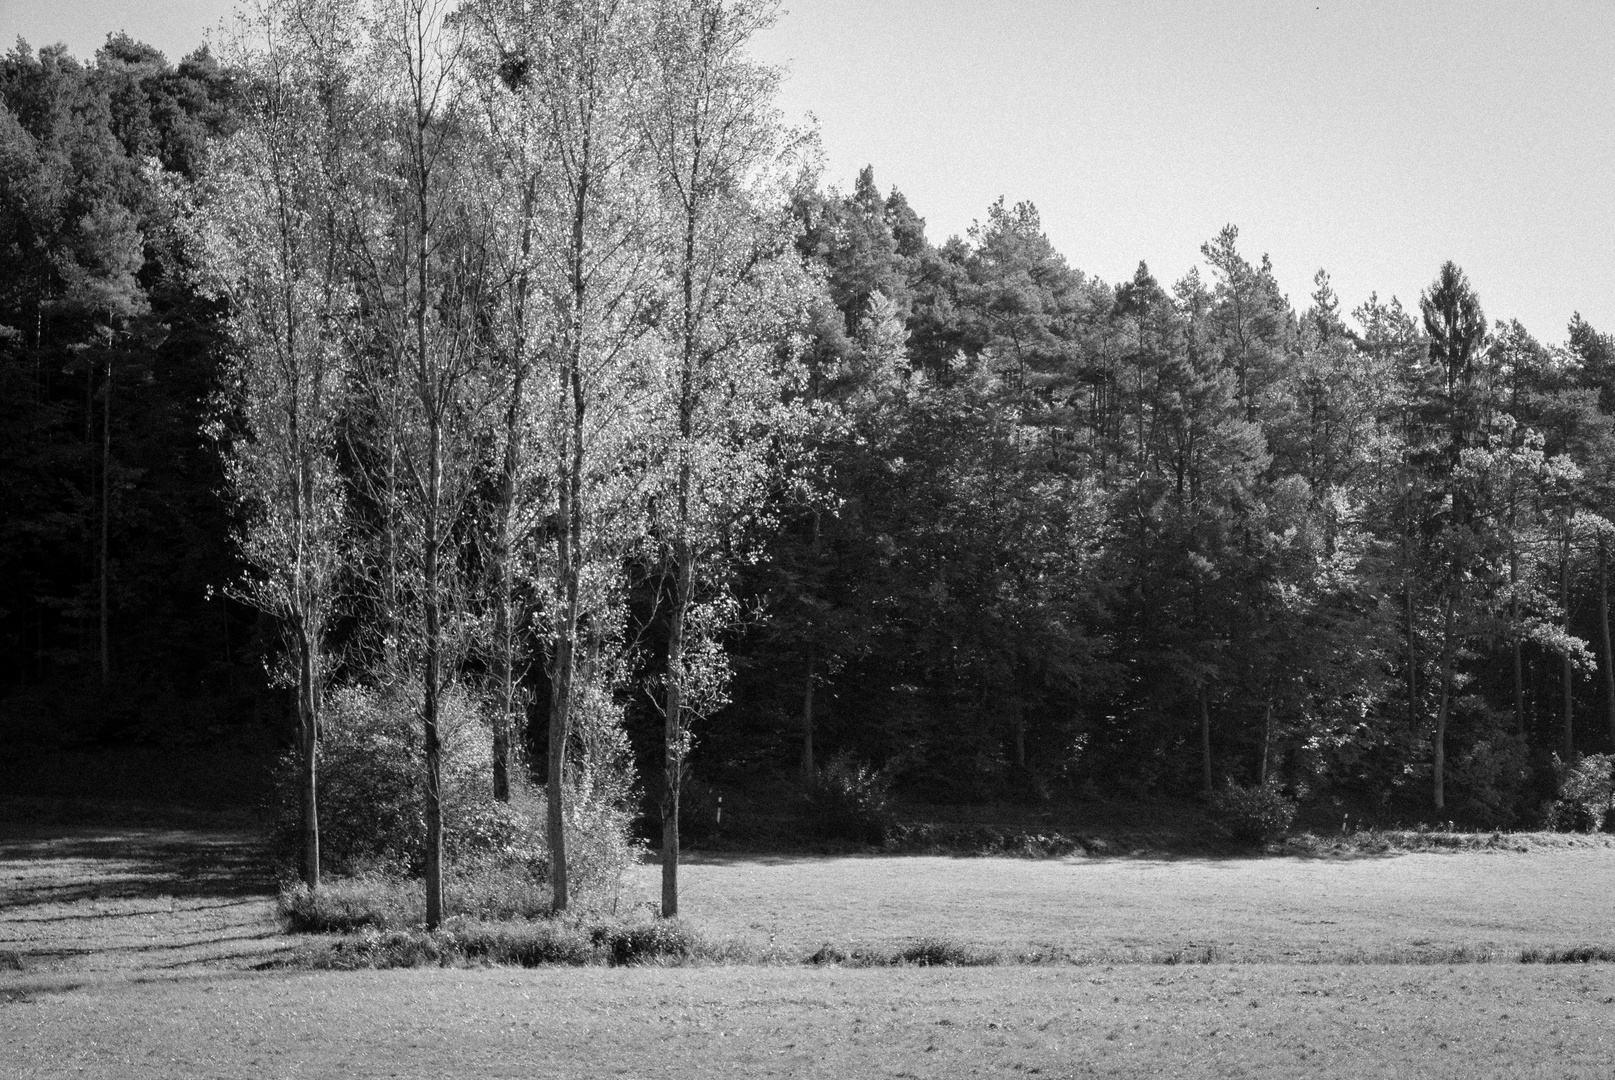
[6, 2, 1615, 930]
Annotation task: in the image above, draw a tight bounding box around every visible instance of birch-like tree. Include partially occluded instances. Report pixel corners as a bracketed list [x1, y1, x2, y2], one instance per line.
[461, 9, 553, 804]
[640, 0, 810, 917]
[347, 0, 489, 929]
[203, 0, 358, 889]
[470, 0, 665, 913]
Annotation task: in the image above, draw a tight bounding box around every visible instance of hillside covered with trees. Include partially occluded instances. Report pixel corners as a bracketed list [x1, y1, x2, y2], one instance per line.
[5, 2, 1615, 921]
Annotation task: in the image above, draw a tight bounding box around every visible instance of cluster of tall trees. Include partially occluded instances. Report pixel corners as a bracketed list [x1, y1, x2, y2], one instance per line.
[5, 6, 1615, 916]
[195, 0, 810, 925]
[721, 176, 1615, 829]
[0, 34, 239, 742]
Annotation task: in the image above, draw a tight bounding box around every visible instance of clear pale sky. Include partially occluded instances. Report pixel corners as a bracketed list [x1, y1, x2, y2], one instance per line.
[4, 0, 1611, 341]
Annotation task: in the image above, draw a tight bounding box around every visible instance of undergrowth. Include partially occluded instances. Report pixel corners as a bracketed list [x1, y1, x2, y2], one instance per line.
[273, 928, 1615, 971]
[280, 862, 555, 933]
[1283, 828, 1615, 856]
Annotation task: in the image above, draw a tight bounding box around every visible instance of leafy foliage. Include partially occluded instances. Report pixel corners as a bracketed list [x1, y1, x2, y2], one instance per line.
[807, 752, 895, 843]
[1544, 754, 1615, 832]
[1210, 779, 1299, 845]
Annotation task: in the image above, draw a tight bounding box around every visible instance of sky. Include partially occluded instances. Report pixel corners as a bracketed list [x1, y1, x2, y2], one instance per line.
[3, 0, 1611, 341]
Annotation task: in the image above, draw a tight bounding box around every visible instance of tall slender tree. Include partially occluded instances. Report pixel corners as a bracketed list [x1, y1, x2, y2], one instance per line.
[203, 0, 357, 889]
[639, 0, 809, 917]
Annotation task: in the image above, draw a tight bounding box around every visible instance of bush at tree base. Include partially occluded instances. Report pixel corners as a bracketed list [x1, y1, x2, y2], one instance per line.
[1210, 778, 1298, 845]
[1543, 754, 1615, 833]
[269, 681, 639, 902]
[807, 751, 895, 843]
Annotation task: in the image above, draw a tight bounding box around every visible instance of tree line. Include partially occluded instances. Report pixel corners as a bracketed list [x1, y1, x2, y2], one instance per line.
[3, 2, 1615, 923]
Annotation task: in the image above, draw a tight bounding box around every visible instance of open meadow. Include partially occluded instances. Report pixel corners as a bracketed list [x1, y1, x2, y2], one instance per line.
[7, 823, 1615, 1078]
[644, 844, 1615, 961]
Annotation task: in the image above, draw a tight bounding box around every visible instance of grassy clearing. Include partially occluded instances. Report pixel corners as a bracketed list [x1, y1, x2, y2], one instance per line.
[0, 825, 288, 976]
[267, 841, 1615, 970]
[625, 847, 1615, 962]
[7, 965, 1615, 1079]
[8, 821, 1615, 1076]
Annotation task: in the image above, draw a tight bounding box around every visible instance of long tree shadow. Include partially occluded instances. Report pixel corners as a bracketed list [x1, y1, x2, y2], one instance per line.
[0, 827, 274, 909]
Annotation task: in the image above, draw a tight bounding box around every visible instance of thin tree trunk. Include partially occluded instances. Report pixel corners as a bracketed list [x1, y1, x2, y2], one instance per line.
[800, 649, 815, 785]
[547, 290, 588, 918]
[383, 408, 399, 673]
[1434, 595, 1452, 811]
[547, 430, 580, 915]
[801, 509, 822, 785]
[1200, 686, 1213, 796]
[422, 419, 444, 930]
[661, 542, 693, 919]
[1511, 542, 1525, 734]
[1563, 534, 1575, 758]
[1012, 701, 1026, 771]
[298, 630, 319, 890]
[546, 115, 597, 916]
[492, 179, 536, 802]
[491, 364, 525, 803]
[1405, 558, 1418, 731]
[1600, 540, 1615, 752]
[100, 355, 111, 686]
[1259, 699, 1272, 786]
[661, 164, 704, 920]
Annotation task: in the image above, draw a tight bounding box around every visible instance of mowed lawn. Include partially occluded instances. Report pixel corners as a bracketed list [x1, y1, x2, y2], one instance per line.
[631, 848, 1615, 960]
[9, 831, 1615, 1077]
[7, 964, 1615, 1079]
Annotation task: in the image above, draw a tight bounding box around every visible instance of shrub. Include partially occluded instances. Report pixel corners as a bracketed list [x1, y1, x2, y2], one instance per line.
[1544, 754, 1614, 833]
[279, 861, 552, 933]
[280, 875, 415, 933]
[1449, 733, 1530, 829]
[271, 681, 543, 876]
[593, 919, 699, 965]
[896, 938, 998, 967]
[1210, 778, 1298, 845]
[271, 679, 642, 909]
[808, 752, 894, 843]
[457, 922, 595, 966]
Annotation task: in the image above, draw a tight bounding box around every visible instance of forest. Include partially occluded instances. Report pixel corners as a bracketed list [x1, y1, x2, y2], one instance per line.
[4, 1, 1615, 925]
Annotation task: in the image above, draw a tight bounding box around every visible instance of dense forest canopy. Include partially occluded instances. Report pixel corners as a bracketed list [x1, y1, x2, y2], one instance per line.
[5, 3, 1615, 867]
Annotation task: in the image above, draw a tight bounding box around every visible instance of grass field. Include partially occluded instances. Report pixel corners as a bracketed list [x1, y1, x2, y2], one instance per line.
[7, 822, 1615, 1077]
[635, 846, 1615, 961]
[7, 965, 1615, 1078]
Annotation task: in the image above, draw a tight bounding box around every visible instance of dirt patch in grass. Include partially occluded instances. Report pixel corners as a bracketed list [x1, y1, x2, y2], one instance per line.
[7, 965, 1615, 1079]
[0, 824, 289, 976]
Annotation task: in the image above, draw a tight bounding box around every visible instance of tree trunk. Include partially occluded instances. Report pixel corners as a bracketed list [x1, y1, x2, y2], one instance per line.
[422, 421, 444, 930]
[1405, 561, 1418, 732]
[1200, 686, 1213, 796]
[100, 355, 111, 686]
[1600, 540, 1615, 752]
[492, 180, 536, 803]
[1512, 542, 1525, 735]
[547, 403, 583, 916]
[546, 620, 575, 915]
[661, 178, 704, 921]
[800, 649, 815, 785]
[1012, 702, 1026, 771]
[1434, 596, 1452, 811]
[297, 630, 319, 890]
[1563, 535, 1574, 758]
[1259, 698, 1272, 785]
[661, 542, 693, 919]
[547, 324, 587, 917]
[491, 365, 525, 803]
[800, 509, 822, 786]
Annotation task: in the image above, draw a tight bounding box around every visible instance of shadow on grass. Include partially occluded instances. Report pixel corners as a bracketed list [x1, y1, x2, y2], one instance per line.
[0, 827, 273, 908]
